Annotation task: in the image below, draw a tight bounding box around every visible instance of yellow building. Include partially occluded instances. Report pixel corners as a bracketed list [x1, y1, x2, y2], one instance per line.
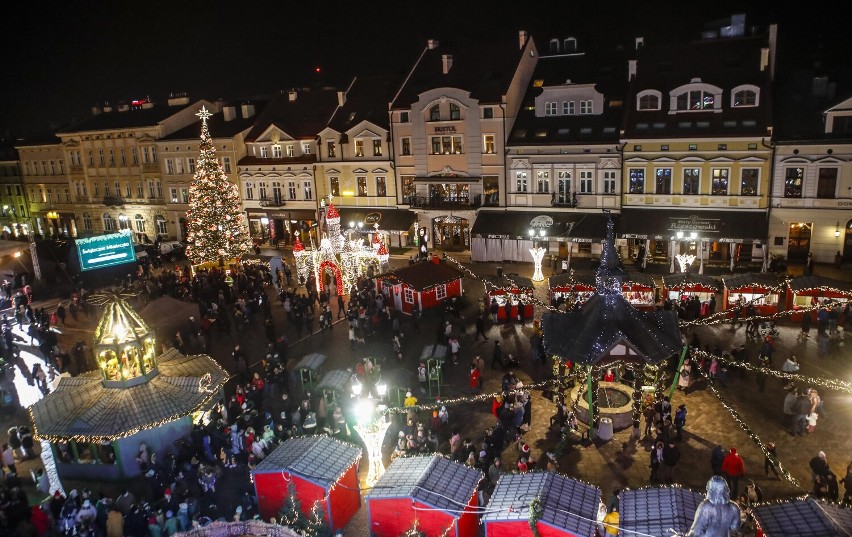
[0, 143, 30, 238]
[16, 135, 73, 238]
[619, 22, 777, 272]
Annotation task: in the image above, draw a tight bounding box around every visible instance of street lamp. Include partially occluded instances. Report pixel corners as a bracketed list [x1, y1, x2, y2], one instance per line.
[529, 228, 547, 282]
[835, 221, 841, 239]
[351, 378, 389, 487]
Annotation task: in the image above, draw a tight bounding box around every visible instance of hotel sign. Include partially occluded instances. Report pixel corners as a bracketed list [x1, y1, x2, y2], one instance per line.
[668, 214, 721, 234]
[530, 215, 554, 228]
[433, 126, 457, 133]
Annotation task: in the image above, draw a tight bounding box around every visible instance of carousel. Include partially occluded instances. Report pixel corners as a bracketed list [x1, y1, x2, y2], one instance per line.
[293, 199, 389, 296]
[29, 291, 228, 481]
[542, 218, 683, 440]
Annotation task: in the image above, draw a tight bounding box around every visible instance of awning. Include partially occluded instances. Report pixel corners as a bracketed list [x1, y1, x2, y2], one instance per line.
[471, 210, 611, 240]
[413, 176, 480, 183]
[245, 209, 317, 220]
[618, 208, 768, 241]
[337, 208, 416, 232]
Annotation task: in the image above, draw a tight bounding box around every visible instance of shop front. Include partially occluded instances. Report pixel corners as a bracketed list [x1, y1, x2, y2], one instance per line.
[785, 275, 852, 322]
[619, 208, 768, 273]
[247, 209, 317, 246]
[722, 272, 784, 316]
[621, 272, 657, 310]
[549, 273, 596, 308]
[471, 210, 610, 263]
[337, 208, 417, 248]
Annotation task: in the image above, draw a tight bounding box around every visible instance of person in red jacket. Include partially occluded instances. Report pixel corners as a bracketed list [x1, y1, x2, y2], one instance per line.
[721, 446, 746, 499]
[469, 365, 481, 393]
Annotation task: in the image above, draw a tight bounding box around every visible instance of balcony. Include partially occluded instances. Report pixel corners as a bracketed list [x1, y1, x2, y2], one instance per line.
[259, 198, 286, 208]
[408, 194, 481, 209]
[103, 196, 125, 207]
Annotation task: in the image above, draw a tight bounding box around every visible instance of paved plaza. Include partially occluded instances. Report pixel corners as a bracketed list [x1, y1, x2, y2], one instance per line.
[1, 248, 850, 535]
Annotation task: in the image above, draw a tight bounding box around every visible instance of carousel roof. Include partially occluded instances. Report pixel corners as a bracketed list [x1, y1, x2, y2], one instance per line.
[29, 348, 228, 442]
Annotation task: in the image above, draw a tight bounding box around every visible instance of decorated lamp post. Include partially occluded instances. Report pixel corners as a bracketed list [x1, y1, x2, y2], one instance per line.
[529, 228, 547, 282]
[351, 379, 389, 487]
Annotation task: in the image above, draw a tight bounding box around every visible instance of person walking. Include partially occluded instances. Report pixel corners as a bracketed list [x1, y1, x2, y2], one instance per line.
[765, 442, 780, 478]
[469, 365, 481, 394]
[661, 441, 681, 484]
[722, 447, 746, 499]
[417, 363, 427, 395]
[491, 341, 503, 370]
[475, 316, 488, 341]
[674, 404, 687, 441]
[650, 441, 663, 483]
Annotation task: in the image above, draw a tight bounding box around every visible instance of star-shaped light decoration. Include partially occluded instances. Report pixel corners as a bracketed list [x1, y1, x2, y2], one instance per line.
[195, 106, 213, 125]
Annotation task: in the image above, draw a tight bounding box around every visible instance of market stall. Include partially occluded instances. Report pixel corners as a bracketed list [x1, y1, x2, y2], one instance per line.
[752, 496, 852, 537]
[786, 275, 852, 322]
[485, 274, 535, 321]
[375, 257, 464, 315]
[253, 436, 361, 530]
[483, 472, 601, 537]
[548, 273, 596, 308]
[662, 273, 721, 303]
[722, 273, 784, 316]
[366, 455, 482, 537]
[621, 271, 657, 310]
[619, 487, 703, 537]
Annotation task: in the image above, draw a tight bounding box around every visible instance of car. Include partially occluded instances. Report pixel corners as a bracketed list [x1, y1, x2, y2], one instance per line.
[158, 241, 185, 261]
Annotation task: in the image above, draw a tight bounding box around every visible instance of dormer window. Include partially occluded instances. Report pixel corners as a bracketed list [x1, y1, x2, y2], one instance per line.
[563, 37, 577, 53]
[637, 90, 661, 111]
[429, 105, 440, 121]
[260, 146, 268, 158]
[302, 143, 311, 154]
[677, 91, 713, 110]
[271, 145, 282, 158]
[545, 102, 558, 116]
[549, 39, 560, 54]
[286, 145, 294, 157]
[731, 84, 760, 107]
[355, 139, 364, 157]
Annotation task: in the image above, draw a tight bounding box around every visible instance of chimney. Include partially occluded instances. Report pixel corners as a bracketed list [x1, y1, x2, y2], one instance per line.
[519, 30, 529, 49]
[427, 38, 439, 50]
[337, 91, 346, 107]
[102, 101, 113, 113]
[223, 105, 237, 122]
[635, 37, 644, 50]
[241, 102, 255, 118]
[442, 54, 453, 74]
[288, 90, 298, 102]
[628, 59, 637, 80]
[91, 105, 102, 116]
[767, 23, 778, 80]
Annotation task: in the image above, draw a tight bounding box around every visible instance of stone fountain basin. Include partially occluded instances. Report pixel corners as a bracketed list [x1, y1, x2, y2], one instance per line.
[570, 381, 635, 431]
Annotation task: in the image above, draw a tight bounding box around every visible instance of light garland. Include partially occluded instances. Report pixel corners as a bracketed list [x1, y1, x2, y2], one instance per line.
[382, 380, 556, 415]
[185, 106, 252, 264]
[680, 298, 843, 328]
[528, 495, 543, 537]
[699, 371, 802, 489]
[690, 350, 852, 395]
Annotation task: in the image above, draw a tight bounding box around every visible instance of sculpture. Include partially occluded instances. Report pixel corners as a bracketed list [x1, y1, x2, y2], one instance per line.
[686, 476, 742, 537]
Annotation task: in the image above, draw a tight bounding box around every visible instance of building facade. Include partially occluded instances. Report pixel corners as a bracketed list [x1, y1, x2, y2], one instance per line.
[16, 136, 74, 238]
[770, 78, 852, 264]
[239, 89, 338, 246]
[496, 37, 627, 264]
[0, 143, 29, 238]
[619, 23, 777, 272]
[53, 95, 214, 242]
[390, 32, 538, 251]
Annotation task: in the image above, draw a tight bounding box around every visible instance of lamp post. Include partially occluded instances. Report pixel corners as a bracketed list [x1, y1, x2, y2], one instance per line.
[529, 228, 547, 282]
[351, 378, 389, 487]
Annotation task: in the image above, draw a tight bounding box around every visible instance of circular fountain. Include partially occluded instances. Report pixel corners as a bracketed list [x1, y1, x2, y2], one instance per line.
[570, 381, 635, 431]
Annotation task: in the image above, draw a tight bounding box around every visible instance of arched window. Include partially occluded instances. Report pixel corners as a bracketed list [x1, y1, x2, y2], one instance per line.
[134, 214, 146, 233]
[155, 215, 167, 236]
[429, 105, 440, 122]
[103, 213, 116, 231]
[549, 39, 560, 54]
[118, 213, 130, 230]
[82, 212, 93, 231]
[670, 82, 723, 112]
[731, 84, 760, 107]
[637, 90, 661, 111]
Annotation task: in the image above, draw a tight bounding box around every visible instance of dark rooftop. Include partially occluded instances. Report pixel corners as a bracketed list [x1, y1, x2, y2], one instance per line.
[662, 272, 722, 292]
[57, 101, 205, 134]
[328, 75, 402, 132]
[619, 487, 704, 537]
[378, 260, 464, 291]
[245, 89, 339, 141]
[392, 34, 528, 108]
[752, 497, 852, 537]
[366, 456, 481, 513]
[721, 272, 785, 290]
[162, 104, 266, 141]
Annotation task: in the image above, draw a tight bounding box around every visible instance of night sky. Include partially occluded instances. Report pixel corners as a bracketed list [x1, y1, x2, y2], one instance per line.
[1, 0, 843, 138]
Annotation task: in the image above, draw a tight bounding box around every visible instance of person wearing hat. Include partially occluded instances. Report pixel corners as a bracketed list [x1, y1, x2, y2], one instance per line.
[810, 451, 831, 482]
[722, 447, 746, 498]
[404, 390, 418, 407]
[76, 498, 97, 526]
[164, 509, 178, 536]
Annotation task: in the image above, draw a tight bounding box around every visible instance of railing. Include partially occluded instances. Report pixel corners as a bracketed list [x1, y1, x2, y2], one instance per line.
[408, 194, 482, 209]
[103, 196, 125, 207]
[259, 198, 286, 207]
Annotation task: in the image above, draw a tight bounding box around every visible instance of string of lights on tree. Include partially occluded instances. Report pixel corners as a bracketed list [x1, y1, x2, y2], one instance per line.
[185, 106, 252, 265]
[690, 349, 852, 394]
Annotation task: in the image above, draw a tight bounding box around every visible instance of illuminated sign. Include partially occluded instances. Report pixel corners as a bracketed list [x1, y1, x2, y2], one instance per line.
[364, 212, 382, 224]
[530, 215, 554, 228]
[668, 215, 721, 233]
[76, 231, 136, 272]
[433, 126, 457, 133]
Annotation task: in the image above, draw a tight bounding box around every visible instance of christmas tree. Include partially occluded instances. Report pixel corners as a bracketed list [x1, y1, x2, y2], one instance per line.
[278, 481, 307, 531]
[185, 106, 251, 264]
[304, 500, 332, 537]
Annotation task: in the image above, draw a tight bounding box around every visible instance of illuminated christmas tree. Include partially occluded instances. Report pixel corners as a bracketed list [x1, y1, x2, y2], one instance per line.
[185, 106, 252, 264]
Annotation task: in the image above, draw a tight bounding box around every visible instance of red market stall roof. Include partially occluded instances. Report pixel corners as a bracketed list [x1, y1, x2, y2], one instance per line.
[253, 436, 361, 488]
[621, 271, 656, 291]
[722, 272, 785, 292]
[788, 275, 852, 297]
[549, 273, 596, 292]
[377, 259, 464, 291]
[752, 497, 852, 537]
[662, 273, 721, 293]
[483, 472, 600, 537]
[619, 487, 704, 537]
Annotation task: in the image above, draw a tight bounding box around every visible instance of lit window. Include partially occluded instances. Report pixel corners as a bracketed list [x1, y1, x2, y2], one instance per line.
[304, 181, 313, 200]
[286, 145, 294, 157]
[260, 146, 269, 158]
[327, 140, 336, 157]
[373, 139, 382, 156]
[741, 168, 759, 196]
[376, 176, 387, 197]
[711, 169, 729, 195]
[271, 145, 281, 158]
[355, 140, 364, 157]
[357, 176, 367, 196]
[329, 177, 339, 197]
[515, 171, 528, 192]
[401, 137, 411, 156]
[536, 170, 550, 193]
[483, 134, 495, 154]
[629, 169, 645, 194]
